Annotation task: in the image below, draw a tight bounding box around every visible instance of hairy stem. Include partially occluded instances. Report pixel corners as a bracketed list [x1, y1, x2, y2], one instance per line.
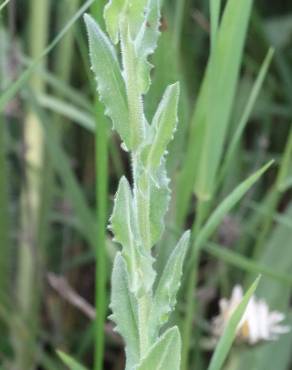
[138, 294, 151, 357]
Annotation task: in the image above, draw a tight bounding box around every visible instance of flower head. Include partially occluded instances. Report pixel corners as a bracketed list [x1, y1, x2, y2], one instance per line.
[212, 285, 290, 344]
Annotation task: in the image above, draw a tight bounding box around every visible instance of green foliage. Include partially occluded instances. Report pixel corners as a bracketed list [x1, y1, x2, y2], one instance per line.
[136, 327, 181, 370]
[195, 160, 273, 251]
[85, 2, 189, 369]
[177, 0, 255, 225]
[84, 15, 131, 148]
[145, 83, 180, 169]
[57, 351, 88, 370]
[151, 231, 190, 338]
[1, 0, 291, 369]
[110, 254, 140, 369]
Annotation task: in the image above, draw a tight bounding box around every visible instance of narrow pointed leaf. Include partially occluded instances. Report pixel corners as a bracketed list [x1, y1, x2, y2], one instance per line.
[277, 127, 292, 192]
[210, 0, 221, 51]
[151, 231, 190, 338]
[136, 327, 181, 370]
[110, 176, 139, 250]
[84, 14, 131, 149]
[147, 82, 180, 168]
[219, 48, 274, 183]
[195, 160, 273, 252]
[207, 276, 261, 370]
[194, 0, 254, 199]
[57, 351, 88, 370]
[110, 176, 155, 292]
[135, 0, 162, 93]
[110, 254, 140, 369]
[177, 0, 254, 223]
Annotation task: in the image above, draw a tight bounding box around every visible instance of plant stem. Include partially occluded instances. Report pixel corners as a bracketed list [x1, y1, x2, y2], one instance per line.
[173, 0, 186, 51]
[181, 199, 208, 370]
[14, 0, 49, 367]
[0, 116, 10, 343]
[120, 20, 145, 149]
[138, 294, 151, 357]
[94, 101, 108, 370]
[251, 128, 292, 261]
[91, 3, 108, 370]
[120, 16, 152, 360]
[181, 251, 199, 370]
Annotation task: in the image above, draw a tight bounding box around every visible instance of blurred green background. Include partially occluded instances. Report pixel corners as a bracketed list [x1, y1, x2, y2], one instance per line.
[0, 0, 291, 369]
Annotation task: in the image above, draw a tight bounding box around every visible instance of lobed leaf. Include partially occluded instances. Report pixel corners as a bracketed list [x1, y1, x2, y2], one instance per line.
[104, 0, 147, 44]
[110, 176, 155, 293]
[150, 231, 190, 338]
[135, 326, 181, 370]
[135, 157, 170, 248]
[84, 14, 131, 149]
[110, 253, 140, 369]
[134, 0, 162, 93]
[146, 82, 180, 169]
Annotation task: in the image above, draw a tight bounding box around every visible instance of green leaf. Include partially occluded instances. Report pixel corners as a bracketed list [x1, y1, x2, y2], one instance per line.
[104, 0, 147, 44]
[210, 0, 221, 51]
[57, 351, 88, 370]
[194, 0, 254, 199]
[110, 253, 140, 369]
[27, 90, 97, 250]
[207, 276, 261, 370]
[176, 0, 254, 223]
[84, 14, 131, 149]
[150, 231, 190, 338]
[204, 242, 292, 286]
[277, 127, 292, 192]
[194, 160, 273, 253]
[234, 203, 292, 370]
[0, 0, 94, 112]
[37, 93, 95, 132]
[0, 0, 11, 12]
[146, 82, 180, 168]
[136, 326, 181, 370]
[110, 177, 155, 293]
[135, 0, 162, 93]
[219, 48, 274, 183]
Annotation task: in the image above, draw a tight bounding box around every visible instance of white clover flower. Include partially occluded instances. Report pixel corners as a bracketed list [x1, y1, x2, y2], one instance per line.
[212, 285, 290, 344]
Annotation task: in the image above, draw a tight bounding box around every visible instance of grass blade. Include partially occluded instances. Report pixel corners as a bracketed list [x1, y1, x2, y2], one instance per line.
[177, 0, 254, 224]
[210, 0, 221, 51]
[0, 0, 94, 111]
[218, 48, 274, 185]
[90, 4, 108, 370]
[57, 351, 88, 370]
[204, 242, 292, 286]
[194, 160, 273, 253]
[207, 276, 261, 370]
[0, 0, 10, 12]
[181, 160, 272, 369]
[27, 90, 97, 248]
[37, 93, 94, 131]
